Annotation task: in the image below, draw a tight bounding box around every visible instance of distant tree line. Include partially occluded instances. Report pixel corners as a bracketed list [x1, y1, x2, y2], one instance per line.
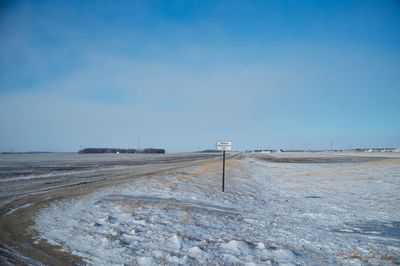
[79, 148, 165, 154]
[142, 148, 165, 154]
[196, 149, 222, 153]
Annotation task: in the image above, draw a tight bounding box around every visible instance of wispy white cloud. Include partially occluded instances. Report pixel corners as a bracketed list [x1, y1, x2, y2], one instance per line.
[1, 1, 399, 151]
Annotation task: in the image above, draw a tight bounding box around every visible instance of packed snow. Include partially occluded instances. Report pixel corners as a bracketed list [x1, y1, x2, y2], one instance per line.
[35, 155, 400, 265]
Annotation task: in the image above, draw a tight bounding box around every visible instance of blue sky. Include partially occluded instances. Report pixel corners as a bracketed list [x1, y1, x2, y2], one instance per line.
[0, 0, 399, 152]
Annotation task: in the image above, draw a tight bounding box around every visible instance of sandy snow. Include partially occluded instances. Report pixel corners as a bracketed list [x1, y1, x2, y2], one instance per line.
[35, 155, 400, 265]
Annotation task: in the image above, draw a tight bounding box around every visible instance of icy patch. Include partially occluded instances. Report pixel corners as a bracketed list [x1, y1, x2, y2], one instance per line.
[4, 203, 32, 216]
[137, 256, 153, 265]
[220, 240, 250, 254]
[166, 235, 181, 250]
[188, 246, 206, 258]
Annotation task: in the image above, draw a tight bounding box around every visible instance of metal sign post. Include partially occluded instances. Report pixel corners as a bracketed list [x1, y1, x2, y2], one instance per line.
[222, 150, 225, 192]
[216, 141, 232, 192]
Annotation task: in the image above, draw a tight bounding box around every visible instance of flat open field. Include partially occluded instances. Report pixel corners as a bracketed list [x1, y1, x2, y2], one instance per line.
[0, 153, 222, 265]
[1, 152, 399, 265]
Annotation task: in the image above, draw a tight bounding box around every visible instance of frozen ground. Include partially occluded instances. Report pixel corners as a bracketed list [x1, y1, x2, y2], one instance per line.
[0, 153, 218, 210]
[35, 155, 400, 265]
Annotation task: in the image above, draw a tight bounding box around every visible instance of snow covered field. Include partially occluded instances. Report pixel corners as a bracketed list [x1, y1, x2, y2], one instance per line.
[35, 155, 400, 265]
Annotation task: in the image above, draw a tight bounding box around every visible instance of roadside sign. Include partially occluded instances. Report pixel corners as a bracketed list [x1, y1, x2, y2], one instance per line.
[216, 141, 232, 192]
[216, 141, 232, 151]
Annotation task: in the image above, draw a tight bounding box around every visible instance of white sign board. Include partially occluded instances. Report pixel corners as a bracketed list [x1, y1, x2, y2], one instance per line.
[216, 141, 232, 151]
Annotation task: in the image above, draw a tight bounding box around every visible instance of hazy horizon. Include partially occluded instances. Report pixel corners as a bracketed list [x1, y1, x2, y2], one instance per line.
[1, 0, 399, 152]
[1, 145, 399, 154]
